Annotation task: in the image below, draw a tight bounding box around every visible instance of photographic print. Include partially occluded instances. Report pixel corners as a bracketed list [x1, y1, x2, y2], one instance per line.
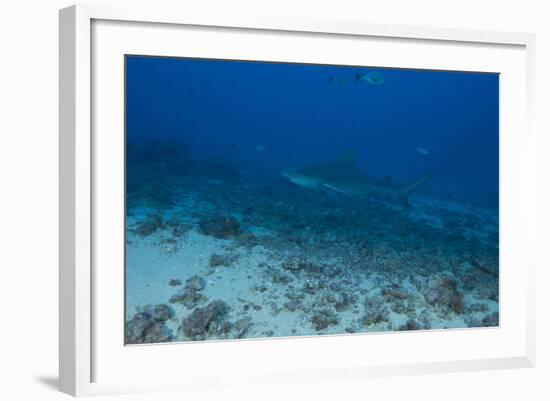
[124, 55, 499, 344]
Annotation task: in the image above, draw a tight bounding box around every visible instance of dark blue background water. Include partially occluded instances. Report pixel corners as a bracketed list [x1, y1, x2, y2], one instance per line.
[126, 55, 498, 208]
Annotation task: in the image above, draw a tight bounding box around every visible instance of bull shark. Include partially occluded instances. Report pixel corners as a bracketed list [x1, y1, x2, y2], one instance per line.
[281, 150, 432, 207]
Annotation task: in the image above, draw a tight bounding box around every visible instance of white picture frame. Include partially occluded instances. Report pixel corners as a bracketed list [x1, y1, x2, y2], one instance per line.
[59, 4, 536, 397]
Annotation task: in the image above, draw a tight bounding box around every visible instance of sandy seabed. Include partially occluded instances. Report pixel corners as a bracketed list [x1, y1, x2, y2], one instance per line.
[125, 176, 499, 344]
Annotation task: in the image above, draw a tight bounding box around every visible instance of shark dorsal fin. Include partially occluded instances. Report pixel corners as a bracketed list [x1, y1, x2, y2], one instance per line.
[335, 150, 357, 166]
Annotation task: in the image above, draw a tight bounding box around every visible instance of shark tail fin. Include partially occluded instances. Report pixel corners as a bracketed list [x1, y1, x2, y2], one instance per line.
[396, 171, 433, 207]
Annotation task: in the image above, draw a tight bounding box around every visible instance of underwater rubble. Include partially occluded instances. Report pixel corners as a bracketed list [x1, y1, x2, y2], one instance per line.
[125, 150, 499, 344]
[169, 275, 208, 309]
[209, 253, 238, 267]
[178, 300, 253, 341]
[198, 215, 241, 239]
[168, 278, 182, 287]
[125, 304, 175, 344]
[133, 213, 164, 237]
[180, 300, 231, 340]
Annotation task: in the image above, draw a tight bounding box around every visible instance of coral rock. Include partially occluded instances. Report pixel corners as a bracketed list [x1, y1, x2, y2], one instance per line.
[133, 213, 164, 236]
[169, 275, 207, 308]
[425, 276, 465, 314]
[185, 275, 206, 292]
[180, 300, 231, 340]
[233, 317, 253, 338]
[198, 215, 241, 239]
[398, 319, 421, 331]
[361, 296, 389, 327]
[209, 253, 235, 267]
[382, 287, 408, 300]
[168, 278, 182, 287]
[482, 311, 499, 327]
[311, 308, 340, 330]
[125, 304, 175, 344]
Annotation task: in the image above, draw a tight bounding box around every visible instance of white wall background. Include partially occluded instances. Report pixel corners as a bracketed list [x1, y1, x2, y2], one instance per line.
[0, 0, 547, 400]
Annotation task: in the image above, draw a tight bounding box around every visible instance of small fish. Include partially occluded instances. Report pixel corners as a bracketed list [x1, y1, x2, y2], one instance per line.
[255, 145, 268, 152]
[355, 71, 385, 85]
[416, 147, 429, 155]
[329, 76, 347, 86]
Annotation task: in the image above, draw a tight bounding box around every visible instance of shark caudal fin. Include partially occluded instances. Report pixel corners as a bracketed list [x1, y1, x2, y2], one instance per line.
[396, 172, 433, 206]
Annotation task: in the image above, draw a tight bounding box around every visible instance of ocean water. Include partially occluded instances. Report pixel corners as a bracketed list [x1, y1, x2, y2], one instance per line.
[124, 55, 499, 344]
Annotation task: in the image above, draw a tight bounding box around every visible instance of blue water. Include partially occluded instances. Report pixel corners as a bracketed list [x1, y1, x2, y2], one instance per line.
[124, 55, 499, 344]
[126, 55, 498, 207]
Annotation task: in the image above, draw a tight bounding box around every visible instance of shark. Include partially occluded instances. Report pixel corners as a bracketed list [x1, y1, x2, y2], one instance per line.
[281, 150, 432, 207]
